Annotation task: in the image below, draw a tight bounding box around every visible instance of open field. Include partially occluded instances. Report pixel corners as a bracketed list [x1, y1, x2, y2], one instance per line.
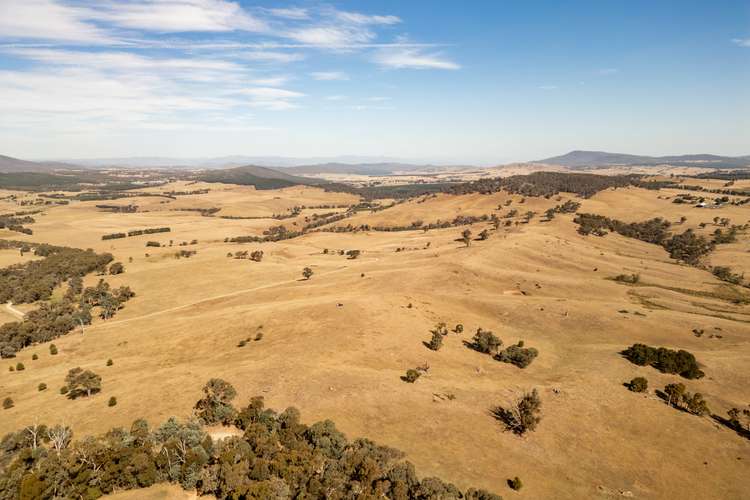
[1, 177, 749, 499]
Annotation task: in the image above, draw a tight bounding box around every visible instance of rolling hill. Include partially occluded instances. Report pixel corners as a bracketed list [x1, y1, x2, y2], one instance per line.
[538, 150, 750, 169]
[197, 165, 328, 189]
[0, 154, 82, 173]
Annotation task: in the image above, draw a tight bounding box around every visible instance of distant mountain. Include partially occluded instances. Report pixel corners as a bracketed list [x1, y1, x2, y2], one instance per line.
[62, 155, 434, 169]
[0, 154, 82, 173]
[537, 150, 750, 169]
[284, 162, 473, 176]
[197, 165, 327, 190]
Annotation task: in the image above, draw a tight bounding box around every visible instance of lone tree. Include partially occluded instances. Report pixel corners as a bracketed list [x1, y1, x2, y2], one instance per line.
[65, 367, 102, 398]
[302, 267, 314, 280]
[460, 229, 472, 247]
[194, 378, 237, 425]
[492, 389, 542, 435]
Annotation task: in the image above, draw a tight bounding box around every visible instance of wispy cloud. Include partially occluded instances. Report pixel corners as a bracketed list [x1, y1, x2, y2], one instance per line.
[235, 87, 305, 110]
[0, 0, 114, 44]
[325, 95, 348, 101]
[334, 11, 401, 26]
[732, 38, 750, 47]
[310, 71, 349, 81]
[598, 68, 619, 75]
[538, 85, 558, 90]
[374, 47, 460, 70]
[240, 50, 304, 63]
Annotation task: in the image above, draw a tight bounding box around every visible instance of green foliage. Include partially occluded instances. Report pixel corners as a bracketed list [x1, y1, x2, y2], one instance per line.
[492, 389, 542, 435]
[0, 243, 113, 304]
[496, 342, 538, 368]
[622, 343, 704, 379]
[663, 229, 714, 265]
[59, 386, 68, 395]
[109, 262, 124, 275]
[15, 363, 24, 371]
[712, 266, 743, 285]
[65, 367, 102, 398]
[194, 378, 237, 425]
[0, 383, 502, 499]
[468, 328, 503, 354]
[627, 377, 648, 393]
[614, 273, 640, 284]
[31, 354, 38, 361]
[403, 369, 421, 383]
[426, 331, 444, 351]
[508, 476, 523, 490]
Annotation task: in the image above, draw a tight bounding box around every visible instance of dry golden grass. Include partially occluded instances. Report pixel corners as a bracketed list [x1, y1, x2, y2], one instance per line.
[1, 181, 749, 499]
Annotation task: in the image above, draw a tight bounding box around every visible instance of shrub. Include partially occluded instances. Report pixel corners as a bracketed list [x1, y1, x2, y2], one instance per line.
[454, 324, 464, 333]
[508, 477, 523, 490]
[106, 359, 113, 366]
[250, 250, 263, 262]
[614, 273, 640, 284]
[492, 389, 542, 435]
[461, 229, 472, 247]
[60, 386, 68, 395]
[50, 344, 58, 355]
[2, 397, 13, 409]
[622, 344, 704, 379]
[468, 328, 502, 354]
[8, 366, 13, 372]
[146, 241, 160, 247]
[255, 332, 263, 341]
[109, 262, 125, 275]
[31, 353, 38, 360]
[682, 392, 710, 416]
[627, 377, 648, 393]
[403, 369, 421, 383]
[108, 396, 117, 407]
[302, 267, 314, 280]
[496, 342, 538, 368]
[38, 383, 47, 391]
[15, 362, 24, 371]
[426, 331, 443, 351]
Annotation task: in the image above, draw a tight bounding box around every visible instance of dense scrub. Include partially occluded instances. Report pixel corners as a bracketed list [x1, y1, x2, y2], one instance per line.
[574, 214, 716, 265]
[0, 380, 502, 499]
[0, 241, 113, 304]
[622, 344, 704, 379]
[0, 279, 134, 357]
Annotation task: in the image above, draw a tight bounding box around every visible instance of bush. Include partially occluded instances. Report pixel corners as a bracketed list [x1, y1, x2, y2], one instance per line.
[38, 383, 47, 391]
[15, 362, 24, 371]
[109, 262, 124, 274]
[496, 342, 538, 368]
[403, 369, 421, 383]
[49, 344, 58, 355]
[108, 396, 117, 407]
[60, 386, 68, 395]
[31, 353, 38, 360]
[492, 389, 542, 435]
[106, 359, 113, 366]
[508, 477, 523, 490]
[613, 273, 640, 284]
[454, 324, 464, 333]
[426, 331, 443, 351]
[627, 377, 648, 392]
[302, 267, 314, 280]
[468, 328, 502, 354]
[622, 344, 704, 379]
[2, 397, 13, 409]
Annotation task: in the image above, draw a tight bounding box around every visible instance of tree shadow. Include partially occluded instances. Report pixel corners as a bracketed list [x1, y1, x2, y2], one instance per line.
[489, 407, 522, 435]
[711, 414, 750, 441]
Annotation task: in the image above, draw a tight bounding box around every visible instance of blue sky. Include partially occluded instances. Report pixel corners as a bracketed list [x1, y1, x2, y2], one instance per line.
[0, 0, 747, 164]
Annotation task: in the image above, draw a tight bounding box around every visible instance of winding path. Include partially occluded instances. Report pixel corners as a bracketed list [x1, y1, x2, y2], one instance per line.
[4, 302, 25, 320]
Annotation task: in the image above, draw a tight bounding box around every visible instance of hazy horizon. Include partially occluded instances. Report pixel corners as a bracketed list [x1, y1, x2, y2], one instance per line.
[1, 1, 748, 162]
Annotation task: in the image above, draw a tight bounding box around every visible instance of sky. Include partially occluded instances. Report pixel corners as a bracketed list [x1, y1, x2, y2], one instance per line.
[0, 0, 747, 164]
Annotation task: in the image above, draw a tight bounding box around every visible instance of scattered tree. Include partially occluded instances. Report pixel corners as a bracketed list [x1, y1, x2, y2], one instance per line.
[468, 328, 502, 354]
[627, 377, 648, 393]
[302, 267, 314, 280]
[492, 389, 542, 435]
[64, 367, 102, 398]
[194, 378, 237, 425]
